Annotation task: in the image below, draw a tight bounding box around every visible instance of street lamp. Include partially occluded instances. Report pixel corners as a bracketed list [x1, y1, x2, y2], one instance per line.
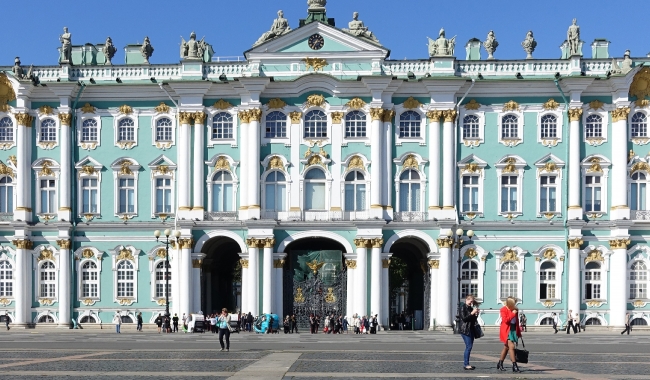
[154, 229, 181, 317]
[449, 228, 474, 334]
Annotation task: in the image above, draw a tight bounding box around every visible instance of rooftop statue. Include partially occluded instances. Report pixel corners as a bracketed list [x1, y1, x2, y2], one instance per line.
[567, 18, 580, 56]
[521, 31, 537, 59]
[254, 10, 292, 47]
[611, 50, 633, 75]
[60, 27, 72, 64]
[103, 37, 117, 65]
[12, 57, 33, 81]
[342, 12, 379, 43]
[141, 36, 154, 64]
[483, 30, 498, 60]
[180, 32, 207, 60]
[428, 28, 456, 57]
[307, 0, 326, 10]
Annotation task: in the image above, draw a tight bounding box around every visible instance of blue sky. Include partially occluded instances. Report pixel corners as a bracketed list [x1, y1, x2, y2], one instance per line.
[2, 0, 648, 65]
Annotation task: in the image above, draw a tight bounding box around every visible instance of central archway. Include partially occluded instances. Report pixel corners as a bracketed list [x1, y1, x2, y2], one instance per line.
[200, 236, 242, 314]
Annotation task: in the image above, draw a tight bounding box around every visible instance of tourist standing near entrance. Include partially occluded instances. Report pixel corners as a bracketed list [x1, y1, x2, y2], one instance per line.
[458, 295, 479, 371]
[552, 312, 559, 334]
[218, 308, 231, 351]
[621, 313, 631, 335]
[343, 316, 348, 333]
[182, 313, 187, 332]
[291, 314, 298, 333]
[573, 311, 581, 333]
[136, 312, 143, 331]
[172, 313, 179, 332]
[566, 309, 575, 334]
[113, 313, 121, 334]
[497, 297, 523, 372]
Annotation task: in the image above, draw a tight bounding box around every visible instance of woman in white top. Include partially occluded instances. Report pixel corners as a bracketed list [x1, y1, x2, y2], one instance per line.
[113, 314, 121, 334]
[217, 308, 231, 351]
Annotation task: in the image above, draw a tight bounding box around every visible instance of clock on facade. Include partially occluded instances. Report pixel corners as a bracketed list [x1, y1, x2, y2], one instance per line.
[308, 34, 324, 50]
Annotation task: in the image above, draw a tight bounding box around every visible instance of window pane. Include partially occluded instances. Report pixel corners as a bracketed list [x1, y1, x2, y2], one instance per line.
[356, 184, 366, 211]
[305, 182, 325, 210]
[223, 184, 233, 211]
[266, 184, 276, 210]
[345, 184, 354, 211]
[276, 184, 286, 211]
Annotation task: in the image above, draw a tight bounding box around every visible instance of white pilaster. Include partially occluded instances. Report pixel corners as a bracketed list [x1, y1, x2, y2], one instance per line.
[380, 256, 390, 329]
[57, 238, 71, 326]
[191, 113, 206, 220]
[427, 112, 442, 218]
[240, 256, 249, 313]
[273, 254, 284, 316]
[58, 113, 72, 221]
[437, 243, 452, 327]
[429, 258, 439, 330]
[13, 239, 32, 326]
[331, 115, 343, 212]
[610, 241, 629, 327]
[191, 254, 202, 314]
[567, 238, 582, 323]
[262, 245, 273, 313]
[370, 244, 382, 324]
[14, 114, 32, 221]
[177, 113, 192, 219]
[355, 242, 368, 316]
[179, 238, 192, 316]
[382, 112, 394, 219]
[436, 111, 456, 219]
[610, 108, 631, 219]
[239, 112, 249, 218]
[247, 109, 262, 219]
[346, 255, 356, 318]
[248, 246, 260, 315]
[568, 109, 583, 219]
[290, 114, 300, 213]
[370, 110, 384, 218]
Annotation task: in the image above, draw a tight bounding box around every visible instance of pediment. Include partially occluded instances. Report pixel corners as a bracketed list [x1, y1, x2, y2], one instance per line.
[245, 21, 389, 59]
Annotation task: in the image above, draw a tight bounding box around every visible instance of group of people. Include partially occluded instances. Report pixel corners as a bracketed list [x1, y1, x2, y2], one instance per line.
[282, 314, 299, 333]
[392, 313, 414, 330]
[153, 313, 181, 333]
[305, 314, 379, 334]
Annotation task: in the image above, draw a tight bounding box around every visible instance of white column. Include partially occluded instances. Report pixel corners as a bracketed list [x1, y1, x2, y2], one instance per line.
[383, 111, 394, 218]
[179, 239, 192, 316]
[192, 258, 201, 314]
[568, 109, 582, 219]
[346, 258, 355, 318]
[247, 109, 262, 219]
[177, 113, 192, 217]
[370, 242, 382, 323]
[611, 107, 631, 219]
[14, 113, 32, 221]
[289, 113, 301, 212]
[380, 257, 390, 329]
[567, 238, 582, 323]
[331, 115, 343, 212]
[192, 112, 206, 219]
[58, 113, 71, 221]
[240, 257, 249, 313]
[13, 239, 32, 325]
[355, 240, 368, 316]
[238, 111, 249, 215]
[247, 242, 260, 316]
[437, 240, 452, 327]
[262, 242, 273, 314]
[429, 259, 439, 330]
[273, 255, 284, 317]
[57, 239, 71, 326]
[442, 111, 456, 211]
[427, 111, 442, 214]
[370, 109, 384, 218]
[610, 240, 629, 327]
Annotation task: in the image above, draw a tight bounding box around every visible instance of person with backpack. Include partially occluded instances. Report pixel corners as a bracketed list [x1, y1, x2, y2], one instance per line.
[155, 314, 163, 333]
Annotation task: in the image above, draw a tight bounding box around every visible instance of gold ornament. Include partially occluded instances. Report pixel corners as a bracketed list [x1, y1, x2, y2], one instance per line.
[294, 287, 305, 303]
[267, 156, 284, 171]
[240, 259, 249, 268]
[589, 100, 605, 110]
[306, 155, 323, 167]
[0, 73, 16, 106]
[0, 162, 14, 178]
[238, 110, 251, 123]
[611, 107, 631, 122]
[248, 108, 262, 122]
[568, 108, 583, 121]
[192, 259, 202, 268]
[330, 112, 343, 124]
[14, 113, 33, 126]
[635, 99, 650, 108]
[266, 98, 286, 109]
[37, 249, 55, 262]
[214, 156, 230, 171]
[630, 161, 650, 176]
[119, 160, 133, 175]
[543, 99, 560, 110]
[567, 238, 583, 249]
[346, 259, 357, 269]
[461, 163, 481, 174]
[307, 260, 325, 274]
[306, 94, 326, 107]
[324, 288, 336, 304]
[403, 97, 421, 109]
[302, 57, 328, 71]
[382, 259, 391, 268]
[193, 111, 206, 125]
[500, 250, 518, 262]
[213, 99, 233, 110]
[118, 105, 133, 115]
[443, 109, 457, 122]
[609, 238, 631, 250]
[464, 248, 477, 259]
[584, 250, 604, 264]
[154, 102, 170, 113]
[542, 249, 556, 260]
[39, 160, 54, 176]
[39, 105, 54, 115]
[56, 113, 71, 126]
[435, 237, 453, 249]
[346, 98, 366, 109]
[80, 103, 95, 114]
[178, 112, 194, 124]
[289, 111, 302, 123]
[428, 260, 440, 269]
[56, 239, 71, 249]
[502, 100, 520, 112]
[426, 110, 444, 121]
[502, 157, 517, 173]
[116, 248, 135, 261]
[402, 154, 419, 171]
[464, 99, 481, 110]
[348, 155, 364, 171]
[369, 108, 384, 121]
[382, 109, 395, 122]
[11, 239, 32, 250]
[586, 157, 603, 173]
[82, 249, 94, 259]
[354, 238, 370, 248]
[630, 67, 650, 100]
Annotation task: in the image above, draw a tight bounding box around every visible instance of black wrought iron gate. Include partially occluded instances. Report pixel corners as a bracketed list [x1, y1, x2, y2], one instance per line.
[284, 269, 347, 330]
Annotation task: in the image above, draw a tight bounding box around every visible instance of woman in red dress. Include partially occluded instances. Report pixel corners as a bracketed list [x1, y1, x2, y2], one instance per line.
[498, 297, 522, 372]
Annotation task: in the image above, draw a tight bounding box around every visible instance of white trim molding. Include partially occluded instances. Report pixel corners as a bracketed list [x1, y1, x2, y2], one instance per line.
[533, 244, 565, 306]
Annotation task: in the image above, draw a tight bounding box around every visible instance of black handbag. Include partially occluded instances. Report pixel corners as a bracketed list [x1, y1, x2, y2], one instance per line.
[514, 337, 529, 364]
[473, 324, 484, 339]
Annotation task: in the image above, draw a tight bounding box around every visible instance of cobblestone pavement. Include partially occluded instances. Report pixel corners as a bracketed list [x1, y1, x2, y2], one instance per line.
[0, 330, 648, 379]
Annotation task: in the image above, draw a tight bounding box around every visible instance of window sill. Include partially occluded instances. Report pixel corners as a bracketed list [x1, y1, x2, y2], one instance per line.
[499, 138, 523, 147]
[540, 138, 561, 147]
[115, 213, 137, 221]
[461, 138, 482, 147]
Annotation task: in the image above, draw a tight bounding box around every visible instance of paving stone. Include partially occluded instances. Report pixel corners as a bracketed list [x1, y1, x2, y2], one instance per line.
[7, 360, 254, 373]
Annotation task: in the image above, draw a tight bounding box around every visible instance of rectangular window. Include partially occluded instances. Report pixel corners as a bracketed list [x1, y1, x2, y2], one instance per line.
[0, 182, 13, 213]
[500, 283, 518, 298]
[305, 182, 326, 210]
[585, 283, 601, 299]
[631, 182, 647, 210]
[155, 178, 172, 213]
[117, 282, 134, 298]
[500, 176, 518, 213]
[81, 178, 98, 214]
[155, 283, 171, 298]
[118, 127, 135, 142]
[461, 283, 478, 298]
[156, 126, 173, 142]
[461, 175, 479, 212]
[39, 179, 56, 214]
[585, 175, 602, 212]
[82, 283, 98, 298]
[118, 178, 135, 213]
[539, 175, 557, 212]
[82, 125, 97, 142]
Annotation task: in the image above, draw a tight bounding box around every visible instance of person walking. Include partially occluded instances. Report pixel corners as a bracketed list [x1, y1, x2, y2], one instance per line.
[459, 295, 479, 371]
[291, 314, 298, 334]
[552, 312, 559, 334]
[519, 313, 527, 332]
[172, 313, 179, 332]
[4, 312, 9, 331]
[181, 313, 188, 333]
[246, 312, 253, 332]
[217, 308, 231, 352]
[497, 297, 523, 373]
[328, 314, 335, 334]
[621, 313, 631, 335]
[136, 312, 143, 332]
[566, 309, 575, 334]
[573, 311, 581, 333]
[155, 314, 162, 333]
[343, 316, 348, 334]
[113, 313, 122, 334]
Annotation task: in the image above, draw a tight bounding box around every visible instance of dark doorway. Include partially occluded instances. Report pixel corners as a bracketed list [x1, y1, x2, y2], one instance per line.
[201, 236, 241, 314]
[389, 237, 429, 330]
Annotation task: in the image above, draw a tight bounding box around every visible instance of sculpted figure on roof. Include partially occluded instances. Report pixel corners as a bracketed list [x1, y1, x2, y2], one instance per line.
[611, 50, 633, 75]
[308, 0, 326, 10]
[428, 28, 456, 57]
[181, 32, 206, 60]
[254, 10, 292, 47]
[483, 30, 498, 60]
[567, 18, 580, 56]
[342, 12, 379, 43]
[521, 31, 537, 59]
[141, 36, 154, 64]
[60, 27, 72, 63]
[103, 37, 117, 65]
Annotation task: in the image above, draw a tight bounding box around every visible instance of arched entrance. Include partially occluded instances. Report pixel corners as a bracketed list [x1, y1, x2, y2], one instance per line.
[282, 237, 347, 330]
[200, 236, 242, 314]
[388, 237, 430, 330]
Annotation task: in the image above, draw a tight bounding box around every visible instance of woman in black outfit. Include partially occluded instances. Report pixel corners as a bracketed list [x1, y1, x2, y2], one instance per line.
[458, 294, 479, 370]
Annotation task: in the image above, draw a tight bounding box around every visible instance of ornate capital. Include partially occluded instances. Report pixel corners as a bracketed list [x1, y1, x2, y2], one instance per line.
[382, 258, 391, 268]
[568, 108, 583, 121]
[370, 238, 384, 249]
[382, 109, 395, 122]
[12, 239, 32, 250]
[345, 259, 357, 269]
[289, 111, 302, 124]
[436, 237, 453, 249]
[369, 108, 384, 121]
[273, 259, 285, 268]
[353, 238, 371, 248]
[58, 113, 72, 126]
[426, 110, 444, 121]
[428, 259, 440, 269]
[193, 111, 206, 125]
[330, 112, 343, 124]
[611, 107, 631, 123]
[442, 109, 457, 122]
[192, 259, 202, 268]
[14, 113, 33, 127]
[248, 108, 262, 122]
[246, 237, 262, 248]
[240, 259, 249, 268]
[178, 238, 194, 250]
[56, 239, 71, 249]
[238, 110, 251, 124]
[263, 237, 275, 248]
[609, 238, 631, 250]
[567, 238, 584, 249]
[178, 112, 194, 124]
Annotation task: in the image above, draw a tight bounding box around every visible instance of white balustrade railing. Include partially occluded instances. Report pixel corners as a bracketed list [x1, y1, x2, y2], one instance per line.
[393, 211, 427, 222]
[204, 211, 238, 221]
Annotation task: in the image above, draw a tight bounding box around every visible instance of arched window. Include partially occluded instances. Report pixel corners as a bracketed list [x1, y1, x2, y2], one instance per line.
[631, 172, 647, 211]
[585, 114, 603, 138]
[463, 115, 479, 139]
[38, 315, 55, 323]
[461, 260, 478, 298]
[264, 171, 286, 212]
[81, 119, 98, 142]
[39, 261, 56, 298]
[500, 262, 518, 300]
[40, 119, 57, 142]
[155, 117, 173, 142]
[631, 318, 648, 326]
[631, 112, 647, 138]
[79, 315, 96, 323]
[0, 176, 13, 213]
[399, 111, 421, 138]
[80, 261, 98, 298]
[116, 260, 134, 298]
[540, 317, 554, 325]
[155, 261, 171, 299]
[345, 111, 367, 138]
[344, 171, 366, 211]
[211, 170, 234, 212]
[0, 260, 13, 297]
[399, 169, 421, 212]
[304, 168, 326, 210]
[304, 110, 327, 138]
[501, 114, 518, 139]
[212, 112, 234, 139]
[118, 118, 135, 142]
[540, 114, 557, 139]
[265, 111, 287, 138]
[584, 261, 602, 300]
[120, 315, 134, 323]
[539, 261, 557, 299]
[585, 317, 601, 325]
[0, 117, 13, 141]
[629, 261, 648, 299]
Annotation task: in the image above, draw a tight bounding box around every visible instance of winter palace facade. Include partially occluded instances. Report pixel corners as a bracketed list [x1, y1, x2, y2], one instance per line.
[1, 2, 650, 329]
